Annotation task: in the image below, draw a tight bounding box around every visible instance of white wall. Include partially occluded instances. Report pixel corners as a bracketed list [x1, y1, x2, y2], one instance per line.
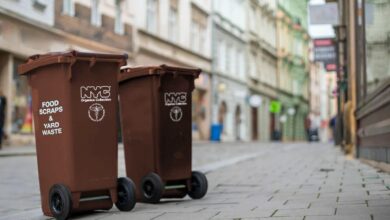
[73, 0, 134, 28]
[0, 0, 55, 26]
[213, 0, 246, 31]
[129, 0, 212, 58]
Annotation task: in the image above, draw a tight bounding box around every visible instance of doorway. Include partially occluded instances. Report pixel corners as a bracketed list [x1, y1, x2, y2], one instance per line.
[218, 101, 227, 134]
[251, 107, 258, 140]
[235, 105, 241, 140]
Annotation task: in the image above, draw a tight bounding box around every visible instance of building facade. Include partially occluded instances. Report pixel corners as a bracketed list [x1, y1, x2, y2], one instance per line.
[331, 0, 390, 164]
[0, 0, 135, 145]
[129, 0, 212, 141]
[210, 0, 248, 141]
[309, 60, 337, 142]
[245, 0, 278, 141]
[276, 0, 310, 141]
[0, 0, 319, 145]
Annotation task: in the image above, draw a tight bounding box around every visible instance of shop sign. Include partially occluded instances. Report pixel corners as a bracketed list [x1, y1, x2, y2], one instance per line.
[269, 101, 282, 113]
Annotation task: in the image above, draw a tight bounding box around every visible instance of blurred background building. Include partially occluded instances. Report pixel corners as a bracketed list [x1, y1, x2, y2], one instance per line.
[328, 0, 390, 164]
[0, 0, 337, 145]
[276, 0, 310, 142]
[211, 0, 247, 141]
[245, 0, 278, 142]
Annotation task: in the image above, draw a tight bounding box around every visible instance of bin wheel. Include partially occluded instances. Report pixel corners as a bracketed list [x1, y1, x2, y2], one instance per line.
[49, 184, 72, 220]
[141, 173, 164, 203]
[115, 177, 136, 212]
[188, 171, 208, 199]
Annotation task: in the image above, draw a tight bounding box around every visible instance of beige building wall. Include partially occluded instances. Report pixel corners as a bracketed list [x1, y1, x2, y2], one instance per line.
[0, 0, 135, 145]
[130, 0, 212, 140]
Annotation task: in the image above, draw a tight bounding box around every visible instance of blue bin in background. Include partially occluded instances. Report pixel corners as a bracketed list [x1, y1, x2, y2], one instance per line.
[210, 124, 222, 141]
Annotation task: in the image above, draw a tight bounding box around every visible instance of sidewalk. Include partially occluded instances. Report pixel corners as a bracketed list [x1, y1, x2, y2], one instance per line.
[0, 143, 389, 220]
[0, 140, 240, 157]
[0, 145, 36, 157]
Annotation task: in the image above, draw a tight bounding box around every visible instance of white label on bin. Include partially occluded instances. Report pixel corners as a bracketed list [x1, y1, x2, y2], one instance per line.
[39, 100, 63, 136]
[170, 106, 183, 122]
[164, 92, 187, 106]
[80, 86, 111, 103]
[88, 103, 105, 122]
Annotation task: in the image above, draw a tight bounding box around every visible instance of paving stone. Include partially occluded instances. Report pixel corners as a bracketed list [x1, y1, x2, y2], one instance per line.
[282, 201, 310, 209]
[336, 207, 371, 216]
[211, 209, 276, 219]
[1, 143, 390, 220]
[364, 183, 388, 191]
[305, 215, 371, 220]
[367, 199, 390, 207]
[373, 214, 390, 220]
[310, 203, 367, 209]
[83, 212, 162, 220]
[258, 217, 303, 220]
[153, 212, 220, 220]
[273, 208, 335, 217]
[336, 206, 390, 216]
[368, 206, 390, 216]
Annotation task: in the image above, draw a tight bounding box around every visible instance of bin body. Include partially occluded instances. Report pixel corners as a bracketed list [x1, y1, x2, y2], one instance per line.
[210, 124, 222, 141]
[119, 65, 200, 199]
[19, 51, 126, 216]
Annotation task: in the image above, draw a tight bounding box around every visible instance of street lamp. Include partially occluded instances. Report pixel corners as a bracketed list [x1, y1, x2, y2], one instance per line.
[287, 107, 296, 116]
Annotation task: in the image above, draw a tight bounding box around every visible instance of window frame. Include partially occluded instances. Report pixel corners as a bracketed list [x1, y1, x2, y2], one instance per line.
[146, 0, 159, 34]
[62, 0, 75, 16]
[91, 0, 102, 27]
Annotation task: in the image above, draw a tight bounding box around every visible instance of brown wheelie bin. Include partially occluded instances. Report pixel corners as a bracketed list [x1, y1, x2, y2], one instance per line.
[118, 65, 208, 203]
[18, 51, 136, 220]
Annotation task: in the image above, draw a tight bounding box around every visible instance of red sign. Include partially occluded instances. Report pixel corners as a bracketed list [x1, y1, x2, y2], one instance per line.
[325, 63, 337, 72]
[314, 39, 333, 46]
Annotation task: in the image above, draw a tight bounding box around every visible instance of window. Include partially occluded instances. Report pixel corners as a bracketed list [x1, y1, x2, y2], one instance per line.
[91, 0, 101, 27]
[190, 20, 199, 51]
[114, 0, 124, 35]
[168, 0, 179, 42]
[219, 41, 226, 72]
[238, 50, 245, 79]
[226, 44, 231, 73]
[12, 58, 32, 134]
[249, 6, 256, 31]
[292, 79, 299, 95]
[199, 25, 206, 53]
[214, 40, 219, 68]
[33, 0, 48, 10]
[229, 46, 235, 75]
[147, 0, 158, 34]
[62, 0, 74, 16]
[191, 5, 208, 53]
[250, 53, 257, 78]
[364, 1, 390, 94]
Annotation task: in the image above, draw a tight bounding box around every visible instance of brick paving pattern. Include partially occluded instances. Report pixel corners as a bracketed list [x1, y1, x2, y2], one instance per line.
[0, 142, 389, 220]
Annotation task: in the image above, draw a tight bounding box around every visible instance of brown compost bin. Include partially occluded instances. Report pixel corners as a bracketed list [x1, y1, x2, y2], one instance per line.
[18, 51, 136, 220]
[118, 65, 208, 203]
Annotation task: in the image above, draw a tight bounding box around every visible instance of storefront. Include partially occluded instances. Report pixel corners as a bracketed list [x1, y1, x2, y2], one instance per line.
[134, 40, 212, 141]
[0, 53, 34, 144]
[214, 76, 249, 141]
[192, 73, 211, 140]
[354, 0, 390, 163]
[278, 94, 308, 141]
[0, 12, 135, 145]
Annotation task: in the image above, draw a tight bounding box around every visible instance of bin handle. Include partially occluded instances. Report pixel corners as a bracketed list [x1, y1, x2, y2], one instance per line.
[18, 56, 75, 75]
[67, 58, 76, 81]
[89, 57, 97, 68]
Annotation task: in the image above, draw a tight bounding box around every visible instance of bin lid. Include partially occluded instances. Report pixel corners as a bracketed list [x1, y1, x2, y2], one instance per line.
[18, 50, 128, 75]
[119, 64, 201, 83]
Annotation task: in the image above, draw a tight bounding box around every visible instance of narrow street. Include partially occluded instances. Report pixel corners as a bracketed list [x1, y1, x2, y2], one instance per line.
[0, 142, 389, 220]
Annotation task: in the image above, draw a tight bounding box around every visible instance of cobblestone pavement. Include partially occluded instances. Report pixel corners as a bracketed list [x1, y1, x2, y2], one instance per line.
[1, 142, 390, 220]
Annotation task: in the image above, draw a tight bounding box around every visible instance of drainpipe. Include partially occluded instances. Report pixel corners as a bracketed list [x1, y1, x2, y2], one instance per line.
[210, 0, 219, 133]
[275, 0, 281, 135]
